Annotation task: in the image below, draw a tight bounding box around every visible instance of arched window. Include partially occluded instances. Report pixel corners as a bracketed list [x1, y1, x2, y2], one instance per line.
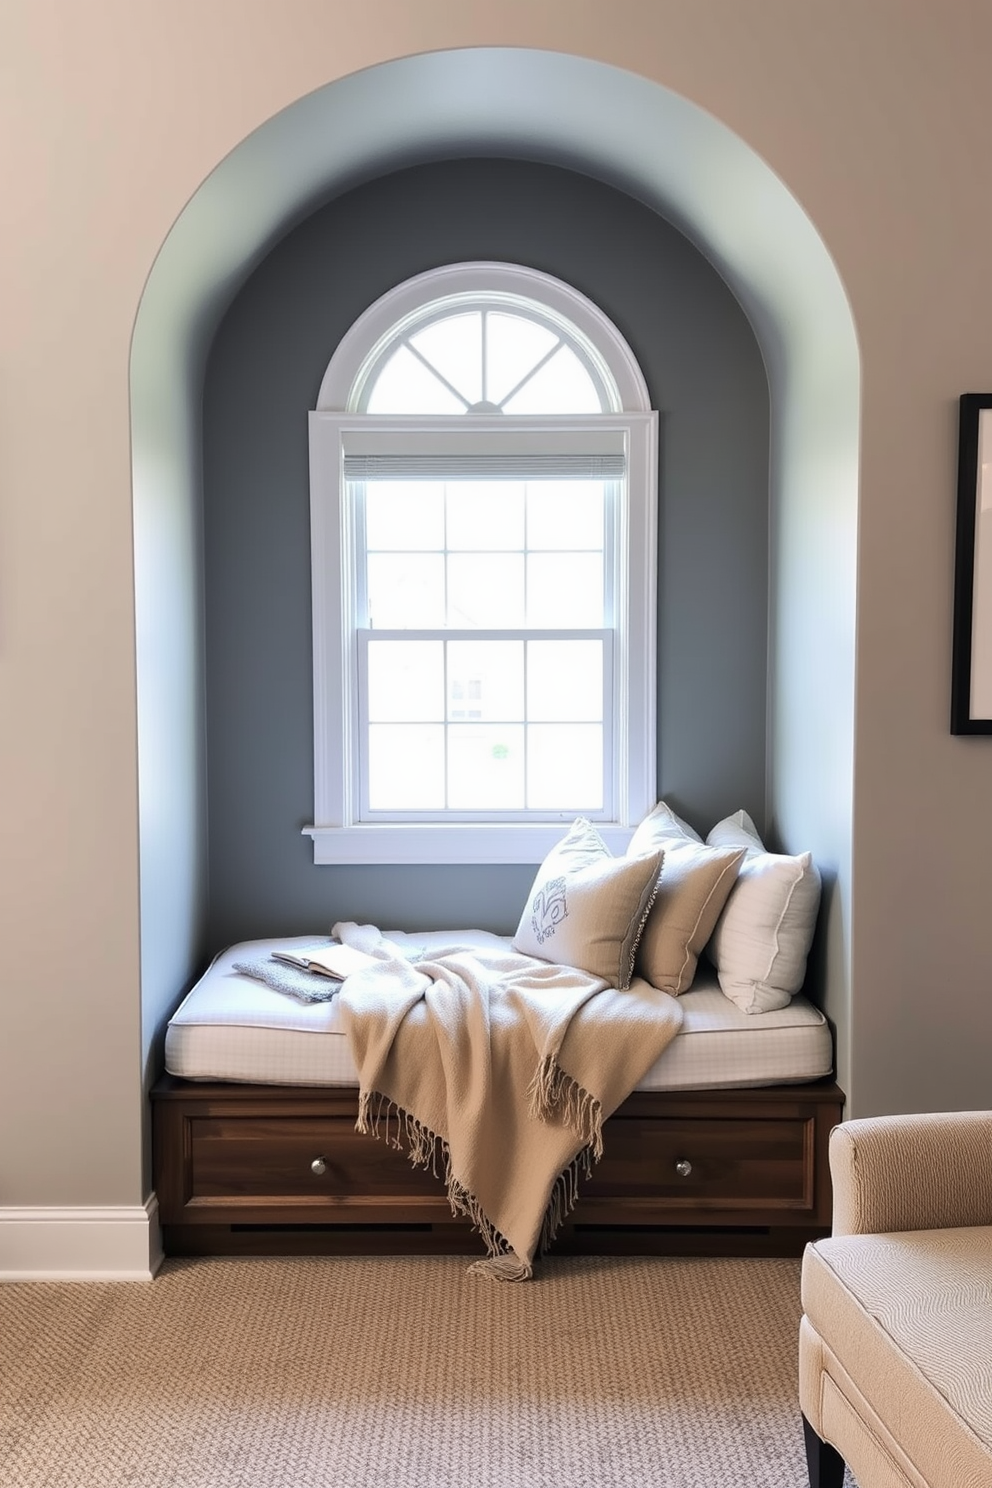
[305, 263, 657, 864]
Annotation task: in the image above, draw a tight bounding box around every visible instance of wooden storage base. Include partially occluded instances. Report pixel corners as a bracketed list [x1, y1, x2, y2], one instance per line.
[152, 1076, 845, 1259]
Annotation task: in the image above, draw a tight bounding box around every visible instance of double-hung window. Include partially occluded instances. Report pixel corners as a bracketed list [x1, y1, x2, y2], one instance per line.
[305, 263, 657, 864]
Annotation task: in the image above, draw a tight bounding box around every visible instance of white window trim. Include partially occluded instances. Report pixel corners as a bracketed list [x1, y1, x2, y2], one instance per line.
[305, 415, 656, 864]
[303, 264, 658, 866]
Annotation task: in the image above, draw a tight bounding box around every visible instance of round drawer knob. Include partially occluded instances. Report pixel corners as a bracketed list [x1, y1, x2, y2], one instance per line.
[675, 1158, 693, 1178]
[310, 1156, 328, 1176]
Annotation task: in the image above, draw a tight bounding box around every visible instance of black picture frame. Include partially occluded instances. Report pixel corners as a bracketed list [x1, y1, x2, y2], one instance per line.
[951, 393, 992, 733]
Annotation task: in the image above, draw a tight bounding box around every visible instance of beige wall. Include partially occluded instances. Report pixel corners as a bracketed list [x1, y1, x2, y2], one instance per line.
[2, 1, 991, 1212]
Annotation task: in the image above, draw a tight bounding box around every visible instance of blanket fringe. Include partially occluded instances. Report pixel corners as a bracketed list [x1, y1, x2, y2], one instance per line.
[357, 1090, 445, 1178]
[357, 1088, 519, 1266]
[538, 1142, 596, 1257]
[467, 1253, 533, 1281]
[356, 1083, 601, 1282]
[528, 1055, 604, 1161]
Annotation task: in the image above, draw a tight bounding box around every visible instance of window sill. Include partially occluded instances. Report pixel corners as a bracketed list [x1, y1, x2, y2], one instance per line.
[302, 822, 636, 866]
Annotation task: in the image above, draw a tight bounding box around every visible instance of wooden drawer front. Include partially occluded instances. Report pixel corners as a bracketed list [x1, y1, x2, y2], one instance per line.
[189, 1116, 442, 1202]
[588, 1116, 814, 1211]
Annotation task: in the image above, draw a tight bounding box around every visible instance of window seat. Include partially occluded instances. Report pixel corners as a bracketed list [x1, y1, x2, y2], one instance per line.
[152, 931, 843, 1259]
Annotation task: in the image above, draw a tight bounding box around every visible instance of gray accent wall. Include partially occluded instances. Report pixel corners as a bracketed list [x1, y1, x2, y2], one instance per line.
[201, 159, 770, 953]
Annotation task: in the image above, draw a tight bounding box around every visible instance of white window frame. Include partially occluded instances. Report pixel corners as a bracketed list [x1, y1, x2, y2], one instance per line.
[303, 264, 658, 865]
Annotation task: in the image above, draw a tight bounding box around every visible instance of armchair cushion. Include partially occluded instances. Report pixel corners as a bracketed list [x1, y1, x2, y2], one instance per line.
[800, 1110, 992, 1488]
[801, 1227, 992, 1487]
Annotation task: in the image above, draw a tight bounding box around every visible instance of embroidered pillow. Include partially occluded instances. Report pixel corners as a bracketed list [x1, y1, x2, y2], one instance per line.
[627, 802, 745, 995]
[512, 818, 663, 989]
[705, 809, 821, 1014]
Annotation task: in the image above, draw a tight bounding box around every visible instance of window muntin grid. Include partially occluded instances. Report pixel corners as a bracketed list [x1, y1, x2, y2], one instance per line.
[353, 474, 614, 820]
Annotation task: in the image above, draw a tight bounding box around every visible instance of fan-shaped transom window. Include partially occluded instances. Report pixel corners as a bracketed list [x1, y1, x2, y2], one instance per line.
[358, 301, 611, 416]
[305, 263, 658, 865]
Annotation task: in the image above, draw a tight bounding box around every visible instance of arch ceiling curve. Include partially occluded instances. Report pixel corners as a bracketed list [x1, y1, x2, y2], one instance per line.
[132, 46, 859, 1104]
[132, 46, 857, 399]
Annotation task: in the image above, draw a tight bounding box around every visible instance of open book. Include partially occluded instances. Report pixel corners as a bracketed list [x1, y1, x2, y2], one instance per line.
[270, 941, 379, 981]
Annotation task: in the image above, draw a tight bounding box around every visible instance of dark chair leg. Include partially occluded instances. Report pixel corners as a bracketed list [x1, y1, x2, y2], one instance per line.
[802, 1413, 846, 1488]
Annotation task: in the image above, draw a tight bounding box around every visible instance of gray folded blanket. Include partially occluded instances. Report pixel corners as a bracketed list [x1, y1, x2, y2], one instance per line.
[232, 956, 341, 1003]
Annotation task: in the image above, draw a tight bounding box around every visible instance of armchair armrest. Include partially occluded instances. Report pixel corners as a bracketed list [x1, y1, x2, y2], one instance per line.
[830, 1110, 992, 1236]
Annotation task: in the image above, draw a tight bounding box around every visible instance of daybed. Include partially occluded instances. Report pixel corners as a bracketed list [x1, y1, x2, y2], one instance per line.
[152, 931, 842, 1259]
[152, 807, 845, 1262]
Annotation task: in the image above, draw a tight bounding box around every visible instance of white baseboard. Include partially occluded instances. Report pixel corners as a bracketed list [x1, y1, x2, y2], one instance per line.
[0, 1195, 163, 1281]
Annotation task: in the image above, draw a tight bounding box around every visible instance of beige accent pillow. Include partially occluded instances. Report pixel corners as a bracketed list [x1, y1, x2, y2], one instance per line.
[628, 802, 744, 995]
[512, 818, 663, 990]
[705, 809, 821, 1013]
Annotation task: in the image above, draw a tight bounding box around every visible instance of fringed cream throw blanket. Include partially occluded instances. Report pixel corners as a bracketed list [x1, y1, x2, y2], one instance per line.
[333, 922, 683, 1281]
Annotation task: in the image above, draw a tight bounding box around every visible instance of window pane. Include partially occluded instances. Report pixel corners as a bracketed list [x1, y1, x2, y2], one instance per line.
[446, 481, 525, 550]
[527, 640, 602, 721]
[365, 482, 444, 550]
[526, 481, 605, 550]
[409, 314, 482, 407]
[367, 640, 444, 721]
[368, 724, 445, 809]
[367, 554, 445, 628]
[527, 724, 603, 810]
[486, 312, 558, 405]
[447, 640, 524, 721]
[448, 554, 525, 627]
[366, 344, 466, 414]
[448, 725, 525, 809]
[526, 553, 604, 627]
[502, 345, 602, 414]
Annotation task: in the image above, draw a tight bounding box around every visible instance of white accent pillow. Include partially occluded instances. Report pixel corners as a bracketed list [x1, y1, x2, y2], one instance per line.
[705, 809, 821, 1014]
[630, 800, 702, 844]
[628, 803, 745, 995]
[512, 818, 663, 990]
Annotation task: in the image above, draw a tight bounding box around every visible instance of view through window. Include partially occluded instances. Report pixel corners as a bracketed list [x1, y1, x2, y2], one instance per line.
[359, 473, 610, 815]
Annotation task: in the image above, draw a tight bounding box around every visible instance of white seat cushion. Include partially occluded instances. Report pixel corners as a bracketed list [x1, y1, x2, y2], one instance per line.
[164, 935, 834, 1089]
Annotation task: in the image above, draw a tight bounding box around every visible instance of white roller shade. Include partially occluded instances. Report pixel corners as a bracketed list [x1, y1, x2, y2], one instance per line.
[343, 452, 624, 481]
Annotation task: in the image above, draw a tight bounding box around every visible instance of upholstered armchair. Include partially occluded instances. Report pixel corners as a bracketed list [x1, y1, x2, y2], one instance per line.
[800, 1110, 992, 1488]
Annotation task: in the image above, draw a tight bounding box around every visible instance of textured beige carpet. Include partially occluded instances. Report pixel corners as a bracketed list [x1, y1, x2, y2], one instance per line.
[0, 1254, 856, 1487]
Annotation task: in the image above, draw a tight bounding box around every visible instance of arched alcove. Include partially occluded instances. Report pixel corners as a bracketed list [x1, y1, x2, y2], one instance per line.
[131, 50, 860, 1177]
